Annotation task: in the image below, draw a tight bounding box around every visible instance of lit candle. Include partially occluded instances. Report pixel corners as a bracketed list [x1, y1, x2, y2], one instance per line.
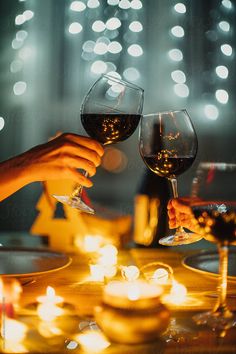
[103, 280, 163, 309]
[36, 286, 64, 322]
[37, 286, 63, 305]
[94, 280, 170, 344]
[0, 278, 22, 318]
[1, 318, 28, 353]
[98, 245, 118, 267]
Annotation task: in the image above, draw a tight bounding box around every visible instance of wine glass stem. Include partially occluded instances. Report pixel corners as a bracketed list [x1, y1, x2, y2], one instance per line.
[169, 177, 185, 234]
[71, 171, 89, 199]
[214, 243, 231, 316]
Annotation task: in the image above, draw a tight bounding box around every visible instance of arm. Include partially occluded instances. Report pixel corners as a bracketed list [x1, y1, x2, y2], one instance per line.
[0, 133, 104, 202]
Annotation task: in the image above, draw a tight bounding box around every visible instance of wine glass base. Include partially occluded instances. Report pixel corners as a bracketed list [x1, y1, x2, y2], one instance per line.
[159, 233, 202, 246]
[193, 310, 236, 330]
[53, 195, 94, 214]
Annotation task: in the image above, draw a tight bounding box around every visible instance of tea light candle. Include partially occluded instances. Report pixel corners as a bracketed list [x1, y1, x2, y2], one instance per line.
[103, 280, 163, 310]
[94, 280, 170, 344]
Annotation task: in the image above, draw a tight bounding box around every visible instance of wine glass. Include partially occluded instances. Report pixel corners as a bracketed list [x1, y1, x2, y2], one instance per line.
[53, 74, 144, 214]
[139, 110, 201, 246]
[190, 162, 236, 330]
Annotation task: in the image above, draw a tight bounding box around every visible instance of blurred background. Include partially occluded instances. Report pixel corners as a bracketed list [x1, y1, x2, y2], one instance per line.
[0, 0, 235, 232]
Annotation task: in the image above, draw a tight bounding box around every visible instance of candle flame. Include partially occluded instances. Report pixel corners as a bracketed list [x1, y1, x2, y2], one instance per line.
[46, 286, 55, 298]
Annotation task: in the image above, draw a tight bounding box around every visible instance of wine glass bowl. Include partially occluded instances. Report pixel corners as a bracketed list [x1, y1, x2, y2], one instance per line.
[190, 162, 236, 330]
[53, 74, 144, 213]
[139, 110, 201, 246]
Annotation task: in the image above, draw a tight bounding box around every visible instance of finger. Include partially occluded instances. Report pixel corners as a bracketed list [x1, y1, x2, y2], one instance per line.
[63, 156, 97, 176]
[61, 133, 104, 157]
[171, 198, 192, 214]
[51, 141, 102, 167]
[61, 167, 94, 187]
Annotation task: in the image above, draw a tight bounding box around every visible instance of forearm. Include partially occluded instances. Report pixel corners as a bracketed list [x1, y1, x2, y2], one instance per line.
[0, 154, 32, 201]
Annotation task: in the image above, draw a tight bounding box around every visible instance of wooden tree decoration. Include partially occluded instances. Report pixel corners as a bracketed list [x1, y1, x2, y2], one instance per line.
[30, 179, 89, 252]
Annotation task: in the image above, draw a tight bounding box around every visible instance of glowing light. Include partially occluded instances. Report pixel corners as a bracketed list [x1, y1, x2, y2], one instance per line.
[152, 268, 169, 284]
[15, 14, 25, 26]
[23, 10, 34, 20]
[10, 60, 23, 73]
[171, 25, 185, 37]
[174, 83, 189, 97]
[91, 60, 107, 74]
[89, 264, 105, 282]
[168, 48, 183, 61]
[123, 67, 140, 81]
[87, 0, 100, 8]
[94, 42, 108, 55]
[98, 245, 118, 266]
[119, 0, 131, 9]
[130, 0, 143, 9]
[129, 21, 143, 32]
[222, 0, 232, 9]
[215, 65, 228, 79]
[107, 0, 119, 4]
[37, 286, 64, 305]
[128, 44, 143, 57]
[18, 46, 35, 60]
[70, 1, 86, 11]
[106, 71, 121, 80]
[13, 81, 27, 96]
[218, 21, 230, 32]
[83, 235, 103, 252]
[75, 331, 110, 352]
[171, 70, 186, 83]
[16, 30, 28, 41]
[92, 20, 106, 32]
[12, 39, 24, 50]
[69, 22, 83, 34]
[108, 41, 122, 54]
[174, 3, 186, 13]
[127, 283, 141, 300]
[37, 303, 64, 321]
[221, 44, 233, 56]
[121, 266, 140, 281]
[215, 89, 229, 104]
[106, 62, 117, 73]
[83, 40, 95, 53]
[1, 318, 28, 342]
[204, 104, 219, 120]
[167, 281, 187, 305]
[0, 117, 5, 131]
[106, 17, 121, 30]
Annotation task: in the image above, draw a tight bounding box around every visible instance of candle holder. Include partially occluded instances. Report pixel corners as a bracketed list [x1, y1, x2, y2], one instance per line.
[94, 280, 170, 344]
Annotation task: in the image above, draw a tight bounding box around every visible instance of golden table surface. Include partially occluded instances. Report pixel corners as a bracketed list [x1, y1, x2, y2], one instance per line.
[17, 242, 236, 354]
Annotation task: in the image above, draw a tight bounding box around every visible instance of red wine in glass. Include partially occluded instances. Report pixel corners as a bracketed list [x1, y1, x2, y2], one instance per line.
[53, 74, 144, 213]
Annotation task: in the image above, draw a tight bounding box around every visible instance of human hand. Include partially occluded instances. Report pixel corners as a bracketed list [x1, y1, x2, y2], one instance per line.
[21, 133, 104, 187]
[167, 197, 199, 233]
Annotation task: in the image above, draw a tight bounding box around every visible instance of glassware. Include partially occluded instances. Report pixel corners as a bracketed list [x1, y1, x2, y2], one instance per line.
[53, 74, 144, 213]
[139, 110, 201, 246]
[190, 162, 236, 330]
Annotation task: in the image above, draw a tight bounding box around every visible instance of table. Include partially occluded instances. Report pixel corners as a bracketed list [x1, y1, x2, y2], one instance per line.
[16, 243, 236, 354]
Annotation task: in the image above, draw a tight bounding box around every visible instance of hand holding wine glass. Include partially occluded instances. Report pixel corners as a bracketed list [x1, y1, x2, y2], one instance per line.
[190, 162, 236, 330]
[139, 110, 201, 246]
[53, 74, 144, 214]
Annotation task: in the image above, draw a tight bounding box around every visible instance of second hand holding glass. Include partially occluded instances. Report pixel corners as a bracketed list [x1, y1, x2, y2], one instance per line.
[53, 74, 144, 214]
[139, 110, 202, 246]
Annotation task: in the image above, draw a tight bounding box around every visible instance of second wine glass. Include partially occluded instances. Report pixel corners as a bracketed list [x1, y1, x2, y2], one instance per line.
[139, 109, 201, 246]
[53, 74, 144, 214]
